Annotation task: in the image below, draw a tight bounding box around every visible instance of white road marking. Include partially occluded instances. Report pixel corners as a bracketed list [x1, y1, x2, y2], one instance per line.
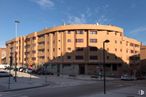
[20, 96, 29, 97]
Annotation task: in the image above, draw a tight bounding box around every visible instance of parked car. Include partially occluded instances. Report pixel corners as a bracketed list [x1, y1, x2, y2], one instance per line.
[18, 67, 27, 72]
[121, 74, 136, 81]
[136, 76, 145, 80]
[25, 68, 33, 73]
[0, 71, 12, 77]
[4, 66, 13, 70]
[33, 68, 53, 75]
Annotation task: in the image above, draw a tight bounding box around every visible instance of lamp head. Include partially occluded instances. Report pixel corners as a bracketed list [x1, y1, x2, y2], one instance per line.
[104, 40, 110, 43]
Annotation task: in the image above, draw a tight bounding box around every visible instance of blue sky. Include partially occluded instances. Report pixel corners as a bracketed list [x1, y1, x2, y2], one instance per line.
[0, 0, 146, 47]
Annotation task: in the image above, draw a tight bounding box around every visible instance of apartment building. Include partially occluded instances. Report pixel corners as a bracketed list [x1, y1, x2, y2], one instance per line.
[140, 45, 146, 60]
[6, 24, 141, 75]
[6, 36, 24, 67]
[0, 48, 6, 64]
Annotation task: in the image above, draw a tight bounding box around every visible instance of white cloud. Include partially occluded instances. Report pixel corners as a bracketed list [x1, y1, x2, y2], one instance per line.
[94, 4, 111, 24]
[130, 26, 146, 34]
[64, 4, 111, 25]
[96, 15, 109, 24]
[67, 14, 87, 24]
[32, 0, 54, 8]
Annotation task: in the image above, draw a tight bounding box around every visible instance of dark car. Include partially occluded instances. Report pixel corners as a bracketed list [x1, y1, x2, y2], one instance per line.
[136, 76, 145, 80]
[0, 71, 12, 77]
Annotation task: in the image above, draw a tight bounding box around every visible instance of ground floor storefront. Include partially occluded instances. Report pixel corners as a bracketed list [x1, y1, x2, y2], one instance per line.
[45, 63, 123, 76]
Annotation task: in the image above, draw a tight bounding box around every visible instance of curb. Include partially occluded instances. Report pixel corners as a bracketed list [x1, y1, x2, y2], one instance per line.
[0, 83, 49, 92]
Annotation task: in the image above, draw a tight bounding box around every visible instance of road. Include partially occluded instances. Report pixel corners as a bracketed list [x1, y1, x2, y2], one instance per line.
[0, 80, 146, 97]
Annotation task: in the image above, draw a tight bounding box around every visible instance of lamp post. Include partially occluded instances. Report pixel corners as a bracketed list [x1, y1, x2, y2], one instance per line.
[8, 47, 13, 89]
[14, 20, 20, 82]
[103, 39, 110, 94]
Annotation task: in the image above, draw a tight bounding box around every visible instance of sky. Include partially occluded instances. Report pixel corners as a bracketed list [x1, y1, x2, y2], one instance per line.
[0, 0, 146, 47]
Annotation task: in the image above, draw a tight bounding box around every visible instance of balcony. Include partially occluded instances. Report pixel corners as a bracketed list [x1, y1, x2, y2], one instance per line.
[38, 45, 45, 50]
[38, 37, 45, 42]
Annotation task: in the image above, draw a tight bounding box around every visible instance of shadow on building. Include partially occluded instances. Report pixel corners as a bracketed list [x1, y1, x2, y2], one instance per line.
[129, 54, 146, 76]
[38, 46, 129, 77]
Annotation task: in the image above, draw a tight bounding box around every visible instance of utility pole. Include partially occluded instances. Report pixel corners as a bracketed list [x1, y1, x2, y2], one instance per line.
[14, 20, 20, 82]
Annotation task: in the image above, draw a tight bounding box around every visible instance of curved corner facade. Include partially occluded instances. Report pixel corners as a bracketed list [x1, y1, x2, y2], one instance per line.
[6, 24, 141, 75]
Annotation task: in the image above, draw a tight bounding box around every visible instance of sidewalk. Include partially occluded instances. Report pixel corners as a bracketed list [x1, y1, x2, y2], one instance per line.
[81, 85, 146, 97]
[0, 71, 98, 92]
[66, 74, 120, 81]
[0, 71, 49, 92]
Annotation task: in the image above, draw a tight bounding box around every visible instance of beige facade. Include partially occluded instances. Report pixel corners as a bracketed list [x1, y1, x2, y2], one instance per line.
[0, 48, 6, 64]
[140, 45, 146, 60]
[6, 36, 24, 66]
[6, 24, 141, 74]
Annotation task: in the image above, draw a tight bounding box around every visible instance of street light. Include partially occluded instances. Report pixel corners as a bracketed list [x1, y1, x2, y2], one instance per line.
[14, 20, 20, 82]
[8, 47, 13, 89]
[103, 39, 110, 94]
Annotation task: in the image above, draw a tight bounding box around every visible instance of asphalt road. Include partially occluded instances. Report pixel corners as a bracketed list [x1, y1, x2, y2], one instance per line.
[1, 80, 146, 97]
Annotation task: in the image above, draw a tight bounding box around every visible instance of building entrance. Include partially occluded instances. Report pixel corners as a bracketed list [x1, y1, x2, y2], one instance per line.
[79, 64, 85, 74]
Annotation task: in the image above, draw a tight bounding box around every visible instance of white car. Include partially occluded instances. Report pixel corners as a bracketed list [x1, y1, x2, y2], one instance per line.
[121, 74, 136, 81]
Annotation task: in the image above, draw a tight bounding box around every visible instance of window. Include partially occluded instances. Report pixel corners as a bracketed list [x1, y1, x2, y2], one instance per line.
[25, 38, 30, 42]
[53, 48, 55, 52]
[120, 41, 122, 44]
[38, 35, 45, 38]
[107, 56, 110, 60]
[135, 51, 138, 53]
[63, 64, 71, 68]
[115, 56, 117, 60]
[68, 47, 71, 51]
[135, 44, 139, 47]
[32, 57, 36, 60]
[76, 48, 84, 51]
[90, 30, 97, 34]
[32, 37, 36, 40]
[120, 49, 122, 52]
[32, 50, 36, 54]
[112, 64, 117, 71]
[115, 32, 117, 35]
[107, 32, 109, 35]
[38, 49, 45, 52]
[67, 31, 71, 34]
[75, 56, 83, 60]
[32, 44, 36, 46]
[107, 48, 109, 51]
[126, 41, 128, 46]
[130, 43, 134, 46]
[38, 41, 45, 45]
[67, 56, 71, 59]
[76, 39, 84, 43]
[115, 40, 117, 43]
[39, 56, 45, 59]
[115, 48, 117, 51]
[90, 47, 98, 51]
[131, 50, 134, 53]
[67, 39, 71, 42]
[90, 56, 98, 60]
[90, 39, 97, 43]
[76, 30, 84, 34]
